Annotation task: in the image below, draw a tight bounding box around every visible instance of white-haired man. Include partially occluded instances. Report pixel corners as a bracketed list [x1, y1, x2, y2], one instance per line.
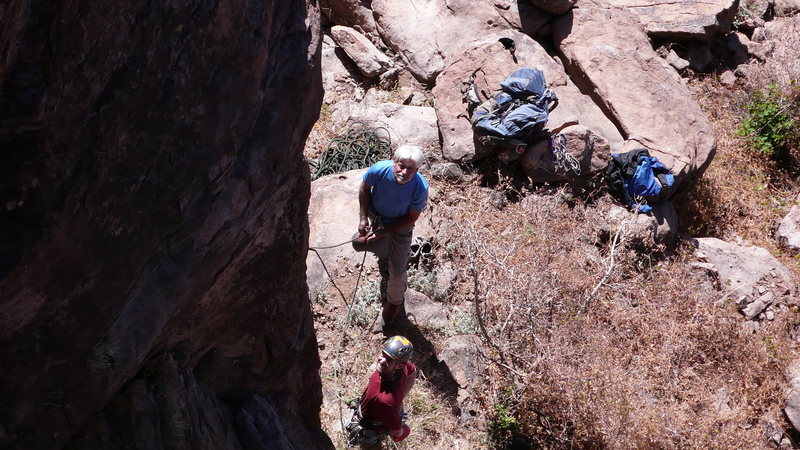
[357, 145, 429, 328]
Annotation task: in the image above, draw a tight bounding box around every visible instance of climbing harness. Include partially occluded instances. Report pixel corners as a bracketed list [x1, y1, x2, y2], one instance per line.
[345, 400, 389, 447]
[550, 133, 582, 175]
[345, 400, 408, 448]
[311, 123, 392, 180]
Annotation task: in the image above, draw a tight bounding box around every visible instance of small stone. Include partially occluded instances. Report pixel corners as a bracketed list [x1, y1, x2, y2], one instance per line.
[719, 70, 736, 86]
[766, 310, 775, 320]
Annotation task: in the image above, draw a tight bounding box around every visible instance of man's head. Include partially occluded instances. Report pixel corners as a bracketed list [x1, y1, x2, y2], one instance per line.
[392, 145, 425, 185]
[377, 335, 413, 373]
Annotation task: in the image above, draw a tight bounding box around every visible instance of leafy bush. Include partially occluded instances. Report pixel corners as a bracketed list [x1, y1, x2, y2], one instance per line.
[736, 83, 799, 158]
[488, 392, 520, 446]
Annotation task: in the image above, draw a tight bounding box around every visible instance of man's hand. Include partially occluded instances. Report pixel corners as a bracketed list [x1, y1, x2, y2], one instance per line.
[358, 218, 371, 236]
[390, 424, 411, 442]
[364, 229, 385, 243]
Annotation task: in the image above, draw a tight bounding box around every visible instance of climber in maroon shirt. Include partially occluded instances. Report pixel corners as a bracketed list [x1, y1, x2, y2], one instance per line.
[352, 336, 416, 445]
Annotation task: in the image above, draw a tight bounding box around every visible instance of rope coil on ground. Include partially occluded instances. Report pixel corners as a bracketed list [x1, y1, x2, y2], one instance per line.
[311, 123, 392, 180]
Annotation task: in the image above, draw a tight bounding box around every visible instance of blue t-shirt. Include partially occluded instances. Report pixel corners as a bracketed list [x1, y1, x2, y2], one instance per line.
[363, 160, 428, 222]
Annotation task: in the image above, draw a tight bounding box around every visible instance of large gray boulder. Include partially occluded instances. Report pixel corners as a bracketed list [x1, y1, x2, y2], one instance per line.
[776, 193, 800, 252]
[602, 0, 738, 40]
[321, 0, 380, 42]
[432, 31, 622, 163]
[320, 35, 358, 104]
[438, 335, 487, 398]
[521, 124, 612, 182]
[693, 238, 798, 308]
[786, 360, 800, 434]
[331, 99, 440, 150]
[404, 289, 450, 331]
[330, 25, 393, 78]
[749, 17, 800, 92]
[371, 0, 513, 83]
[554, 3, 716, 192]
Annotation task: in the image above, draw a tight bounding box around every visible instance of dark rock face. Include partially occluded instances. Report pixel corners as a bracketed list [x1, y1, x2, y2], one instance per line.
[0, 0, 331, 448]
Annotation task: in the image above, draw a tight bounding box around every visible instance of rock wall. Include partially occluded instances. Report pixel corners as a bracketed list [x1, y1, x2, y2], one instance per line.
[0, 0, 331, 448]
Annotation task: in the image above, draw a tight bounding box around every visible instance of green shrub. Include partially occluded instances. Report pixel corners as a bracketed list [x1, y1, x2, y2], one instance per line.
[736, 83, 798, 157]
[489, 394, 520, 446]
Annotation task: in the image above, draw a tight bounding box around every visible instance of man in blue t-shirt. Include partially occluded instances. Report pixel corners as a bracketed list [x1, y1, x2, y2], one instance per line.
[357, 145, 429, 328]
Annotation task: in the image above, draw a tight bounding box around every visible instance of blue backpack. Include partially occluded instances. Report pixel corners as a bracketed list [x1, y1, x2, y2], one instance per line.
[471, 68, 558, 151]
[606, 149, 675, 213]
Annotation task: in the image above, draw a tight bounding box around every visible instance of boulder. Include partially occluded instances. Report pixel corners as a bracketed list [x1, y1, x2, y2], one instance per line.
[371, 0, 513, 83]
[776, 194, 800, 252]
[521, 124, 612, 182]
[438, 335, 487, 390]
[749, 17, 800, 92]
[739, 291, 774, 320]
[404, 289, 450, 330]
[664, 48, 691, 71]
[306, 169, 437, 294]
[600, 0, 738, 40]
[554, 4, 716, 192]
[321, 35, 358, 104]
[719, 70, 737, 86]
[693, 238, 798, 301]
[321, 0, 380, 41]
[330, 25, 393, 78]
[432, 31, 622, 162]
[604, 202, 679, 248]
[428, 162, 467, 182]
[331, 100, 440, 149]
[774, 0, 800, 15]
[786, 360, 800, 434]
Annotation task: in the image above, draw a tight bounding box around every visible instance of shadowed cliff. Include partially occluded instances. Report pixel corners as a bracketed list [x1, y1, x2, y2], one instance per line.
[0, 0, 331, 448]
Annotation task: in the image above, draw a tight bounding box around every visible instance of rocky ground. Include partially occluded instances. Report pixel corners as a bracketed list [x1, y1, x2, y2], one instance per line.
[306, 2, 800, 448]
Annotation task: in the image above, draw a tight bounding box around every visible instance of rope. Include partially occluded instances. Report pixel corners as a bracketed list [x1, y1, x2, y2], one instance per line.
[309, 237, 358, 251]
[311, 123, 392, 180]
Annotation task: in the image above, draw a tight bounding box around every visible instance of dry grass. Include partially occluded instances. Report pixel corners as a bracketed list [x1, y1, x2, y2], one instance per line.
[678, 18, 800, 252]
[680, 73, 799, 273]
[436, 179, 795, 448]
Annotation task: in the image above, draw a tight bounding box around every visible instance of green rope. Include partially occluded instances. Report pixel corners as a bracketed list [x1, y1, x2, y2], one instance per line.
[311, 123, 392, 180]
